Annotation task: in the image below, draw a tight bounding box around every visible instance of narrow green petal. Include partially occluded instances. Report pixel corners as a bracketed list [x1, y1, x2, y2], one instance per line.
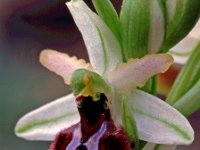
[92, 0, 122, 46]
[66, 0, 122, 75]
[121, 98, 139, 148]
[15, 94, 79, 141]
[125, 89, 194, 145]
[160, 0, 200, 52]
[166, 42, 200, 105]
[174, 78, 200, 116]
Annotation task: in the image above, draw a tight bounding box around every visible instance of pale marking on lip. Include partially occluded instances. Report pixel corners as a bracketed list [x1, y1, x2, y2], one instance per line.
[66, 122, 107, 150]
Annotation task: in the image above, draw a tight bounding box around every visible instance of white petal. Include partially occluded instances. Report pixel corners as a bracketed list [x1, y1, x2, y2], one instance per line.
[188, 19, 200, 39]
[108, 54, 173, 92]
[126, 89, 194, 145]
[15, 94, 79, 141]
[170, 19, 200, 65]
[143, 143, 177, 150]
[40, 49, 93, 84]
[66, 0, 122, 75]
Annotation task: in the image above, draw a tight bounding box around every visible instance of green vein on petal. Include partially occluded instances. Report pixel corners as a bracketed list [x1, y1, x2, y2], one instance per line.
[133, 109, 192, 141]
[125, 89, 194, 145]
[92, 0, 122, 47]
[66, 0, 122, 75]
[96, 26, 108, 74]
[16, 111, 78, 134]
[15, 94, 79, 141]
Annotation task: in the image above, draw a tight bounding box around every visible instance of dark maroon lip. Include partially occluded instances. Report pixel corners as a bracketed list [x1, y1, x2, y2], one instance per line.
[76, 94, 109, 124]
[50, 93, 132, 150]
[76, 94, 110, 143]
[50, 121, 133, 150]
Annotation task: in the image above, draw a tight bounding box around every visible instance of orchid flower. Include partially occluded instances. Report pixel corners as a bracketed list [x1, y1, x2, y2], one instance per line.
[15, 0, 200, 149]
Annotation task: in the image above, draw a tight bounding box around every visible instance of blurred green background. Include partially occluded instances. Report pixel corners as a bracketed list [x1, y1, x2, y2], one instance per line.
[0, 0, 199, 150]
